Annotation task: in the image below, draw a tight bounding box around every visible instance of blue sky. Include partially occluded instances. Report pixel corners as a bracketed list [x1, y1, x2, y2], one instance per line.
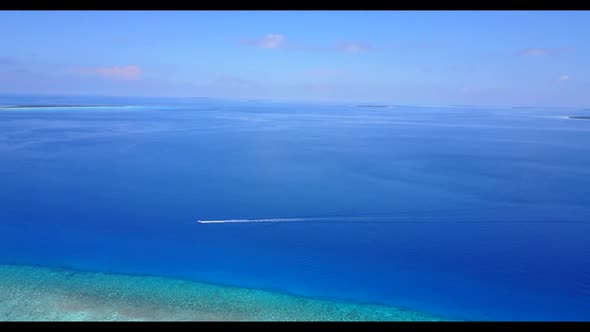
[0, 11, 589, 107]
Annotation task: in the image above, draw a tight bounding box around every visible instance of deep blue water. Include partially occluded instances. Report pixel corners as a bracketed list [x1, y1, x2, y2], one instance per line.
[1, 95, 590, 321]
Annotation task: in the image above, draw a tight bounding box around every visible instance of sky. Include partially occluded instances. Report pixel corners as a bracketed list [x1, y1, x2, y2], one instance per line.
[0, 10, 589, 107]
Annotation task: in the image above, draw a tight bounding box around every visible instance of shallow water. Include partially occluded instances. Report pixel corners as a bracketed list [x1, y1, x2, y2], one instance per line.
[1, 95, 589, 321]
[0, 264, 441, 321]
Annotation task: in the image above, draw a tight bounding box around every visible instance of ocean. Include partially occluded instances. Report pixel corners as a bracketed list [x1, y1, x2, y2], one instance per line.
[1, 95, 589, 321]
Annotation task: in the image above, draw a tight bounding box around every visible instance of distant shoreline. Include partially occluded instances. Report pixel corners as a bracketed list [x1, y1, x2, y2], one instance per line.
[568, 116, 590, 120]
[0, 105, 121, 109]
[357, 105, 393, 108]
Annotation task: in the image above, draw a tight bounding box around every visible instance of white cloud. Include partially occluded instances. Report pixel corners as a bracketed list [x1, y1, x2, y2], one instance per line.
[74, 65, 142, 80]
[559, 74, 570, 81]
[243, 34, 286, 49]
[520, 48, 557, 56]
[340, 42, 371, 53]
[260, 34, 285, 48]
[519, 47, 575, 57]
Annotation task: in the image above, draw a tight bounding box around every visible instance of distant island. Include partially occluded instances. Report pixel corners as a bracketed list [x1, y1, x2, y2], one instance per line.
[568, 116, 590, 120]
[357, 105, 393, 108]
[1, 105, 120, 109]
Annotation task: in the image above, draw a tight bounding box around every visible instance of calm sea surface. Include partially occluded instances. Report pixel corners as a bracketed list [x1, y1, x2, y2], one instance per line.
[1, 95, 589, 320]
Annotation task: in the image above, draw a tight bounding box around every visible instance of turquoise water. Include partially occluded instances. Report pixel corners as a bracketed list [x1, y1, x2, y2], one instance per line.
[0, 264, 442, 321]
[1, 95, 590, 321]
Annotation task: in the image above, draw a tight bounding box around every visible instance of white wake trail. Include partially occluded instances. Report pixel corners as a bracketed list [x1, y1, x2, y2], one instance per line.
[196, 218, 308, 224]
[194, 215, 401, 224]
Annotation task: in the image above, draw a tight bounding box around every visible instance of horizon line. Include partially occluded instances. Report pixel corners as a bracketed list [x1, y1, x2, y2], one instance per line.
[0, 92, 586, 109]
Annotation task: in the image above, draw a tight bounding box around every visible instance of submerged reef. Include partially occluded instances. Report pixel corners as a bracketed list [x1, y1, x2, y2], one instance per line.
[0, 264, 443, 321]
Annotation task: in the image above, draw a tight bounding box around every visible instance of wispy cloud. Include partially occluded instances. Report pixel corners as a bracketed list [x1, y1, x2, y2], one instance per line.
[311, 69, 340, 77]
[0, 66, 200, 97]
[211, 75, 257, 88]
[419, 66, 433, 73]
[0, 57, 15, 65]
[74, 65, 142, 80]
[559, 74, 570, 81]
[447, 65, 474, 73]
[389, 41, 446, 50]
[339, 42, 371, 53]
[242, 34, 286, 49]
[412, 41, 445, 49]
[459, 85, 478, 94]
[241, 36, 373, 54]
[518, 47, 572, 57]
[520, 48, 556, 56]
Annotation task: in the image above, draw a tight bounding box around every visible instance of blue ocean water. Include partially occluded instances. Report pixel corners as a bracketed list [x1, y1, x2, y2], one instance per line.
[1, 95, 589, 321]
